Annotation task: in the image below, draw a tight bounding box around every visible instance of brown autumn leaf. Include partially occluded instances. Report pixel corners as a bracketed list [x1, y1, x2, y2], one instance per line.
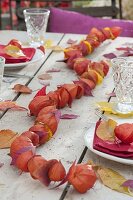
[38, 73, 52, 80]
[97, 167, 133, 196]
[0, 129, 18, 149]
[12, 84, 32, 94]
[96, 119, 117, 142]
[0, 101, 27, 111]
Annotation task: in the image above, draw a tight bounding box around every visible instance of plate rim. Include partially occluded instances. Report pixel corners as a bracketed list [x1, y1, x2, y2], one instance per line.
[5, 48, 45, 68]
[84, 124, 133, 165]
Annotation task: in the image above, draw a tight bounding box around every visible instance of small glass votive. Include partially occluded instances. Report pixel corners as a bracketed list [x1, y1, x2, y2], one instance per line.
[111, 57, 133, 114]
[23, 8, 50, 47]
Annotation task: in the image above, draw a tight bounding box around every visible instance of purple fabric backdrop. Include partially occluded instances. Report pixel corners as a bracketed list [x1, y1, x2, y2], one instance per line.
[48, 7, 133, 37]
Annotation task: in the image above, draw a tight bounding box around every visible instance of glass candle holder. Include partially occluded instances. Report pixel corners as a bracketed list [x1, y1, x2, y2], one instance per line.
[23, 8, 50, 47]
[111, 57, 133, 114]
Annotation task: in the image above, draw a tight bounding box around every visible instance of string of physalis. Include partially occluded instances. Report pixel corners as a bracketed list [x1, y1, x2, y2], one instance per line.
[10, 26, 121, 194]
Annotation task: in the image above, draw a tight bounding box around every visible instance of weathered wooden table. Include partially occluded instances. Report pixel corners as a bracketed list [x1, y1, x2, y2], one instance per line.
[0, 31, 133, 200]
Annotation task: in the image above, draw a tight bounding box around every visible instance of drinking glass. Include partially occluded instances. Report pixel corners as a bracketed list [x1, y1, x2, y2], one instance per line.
[23, 8, 50, 47]
[111, 57, 133, 113]
[0, 56, 5, 100]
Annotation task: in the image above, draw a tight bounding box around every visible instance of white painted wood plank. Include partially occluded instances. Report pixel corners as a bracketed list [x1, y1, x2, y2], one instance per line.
[0, 35, 133, 200]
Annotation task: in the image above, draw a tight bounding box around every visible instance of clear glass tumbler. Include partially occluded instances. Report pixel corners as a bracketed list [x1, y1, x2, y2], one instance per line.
[0, 56, 5, 100]
[23, 8, 50, 47]
[111, 57, 133, 113]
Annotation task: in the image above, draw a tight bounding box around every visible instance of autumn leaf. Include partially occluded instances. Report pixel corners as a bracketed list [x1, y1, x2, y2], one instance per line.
[97, 102, 133, 117]
[96, 119, 117, 142]
[60, 114, 79, 119]
[106, 91, 116, 97]
[67, 39, 77, 45]
[4, 45, 26, 58]
[122, 180, 133, 189]
[0, 101, 27, 111]
[44, 39, 53, 48]
[38, 73, 52, 80]
[46, 69, 61, 73]
[50, 45, 64, 52]
[37, 46, 45, 54]
[12, 84, 32, 94]
[97, 167, 133, 196]
[103, 53, 117, 59]
[0, 129, 18, 149]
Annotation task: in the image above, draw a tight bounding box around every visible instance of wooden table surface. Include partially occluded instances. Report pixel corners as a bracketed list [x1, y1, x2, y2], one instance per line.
[0, 31, 133, 200]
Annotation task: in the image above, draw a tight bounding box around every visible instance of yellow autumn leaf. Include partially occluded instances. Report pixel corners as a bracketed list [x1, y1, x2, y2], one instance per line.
[50, 45, 64, 52]
[96, 102, 133, 117]
[96, 119, 117, 142]
[4, 45, 26, 58]
[97, 167, 133, 196]
[44, 39, 53, 48]
[0, 129, 18, 149]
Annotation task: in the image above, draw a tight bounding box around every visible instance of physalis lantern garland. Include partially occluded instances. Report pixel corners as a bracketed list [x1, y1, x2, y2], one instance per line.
[10, 27, 121, 193]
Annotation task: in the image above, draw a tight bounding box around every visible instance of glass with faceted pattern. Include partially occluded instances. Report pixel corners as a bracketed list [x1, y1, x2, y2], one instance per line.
[23, 8, 50, 47]
[111, 57, 133, 113]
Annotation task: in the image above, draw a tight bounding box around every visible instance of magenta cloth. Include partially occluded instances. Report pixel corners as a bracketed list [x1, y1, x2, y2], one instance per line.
[48, 7, 133, 37]
[0, 45, 36, 64]
[93, 121, 133, 158]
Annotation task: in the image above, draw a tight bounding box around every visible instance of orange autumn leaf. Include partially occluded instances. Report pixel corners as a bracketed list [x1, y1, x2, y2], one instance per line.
[4, 45, 26, 58]
[0, 101, 27, 111]
[12, 84, 32, 94]
[0, 129, 18, 149]
[96, 119, 117, 142]
[38, 73, 52, 80]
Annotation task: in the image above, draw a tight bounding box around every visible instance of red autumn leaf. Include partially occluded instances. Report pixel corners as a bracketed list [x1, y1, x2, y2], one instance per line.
[34, 86, 47, 98]
[116, 47, 133, 51]
[60, 114, 79, 119]
[120, 51, 133, 57]
[103, 53, 117, 59]
[12, 84, 32, 94]
[0, 101, 27, 111]
[122, 180, 133, 189]
[37, 45, 45, 54]
[38, 73, 52, 80]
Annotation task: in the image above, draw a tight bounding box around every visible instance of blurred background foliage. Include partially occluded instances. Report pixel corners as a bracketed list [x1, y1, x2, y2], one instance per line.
[0, 0, 133, 30]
